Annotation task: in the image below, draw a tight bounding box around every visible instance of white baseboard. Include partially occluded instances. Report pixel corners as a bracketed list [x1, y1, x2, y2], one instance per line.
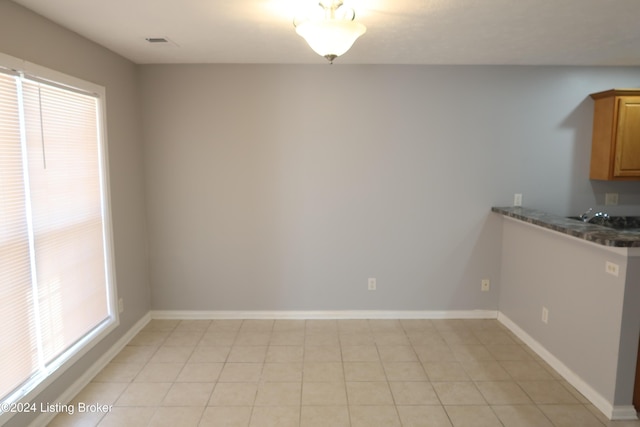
[611, 406, 640, 420]
[29, 313, 151, 427]
[498, 312, 637, 421]
[150, 309, 499, 320]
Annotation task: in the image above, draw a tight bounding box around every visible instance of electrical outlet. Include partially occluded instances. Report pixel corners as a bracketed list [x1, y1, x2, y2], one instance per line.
[541, 307, 549, 324]
[368, 278, 376, 291]
[605, 193, 619, 206]
[118, 298, 124, 313]
[481, 279, 490, 292]
[605, 261, 619, 277]
[514, 193, 523, 207]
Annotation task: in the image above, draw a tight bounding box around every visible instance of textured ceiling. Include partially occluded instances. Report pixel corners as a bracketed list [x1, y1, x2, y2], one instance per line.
[11, 0, 640, 65]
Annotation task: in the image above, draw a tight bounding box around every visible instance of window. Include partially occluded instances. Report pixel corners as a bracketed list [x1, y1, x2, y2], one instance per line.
[0, 55, 117, 418]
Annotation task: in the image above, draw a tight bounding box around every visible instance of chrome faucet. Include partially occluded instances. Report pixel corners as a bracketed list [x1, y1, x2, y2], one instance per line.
[579, 208, 609, 223]
[579, 208, 592, 222]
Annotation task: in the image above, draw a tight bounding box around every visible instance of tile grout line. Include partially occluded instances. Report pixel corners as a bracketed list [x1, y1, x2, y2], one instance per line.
[53, 318, 637, 427]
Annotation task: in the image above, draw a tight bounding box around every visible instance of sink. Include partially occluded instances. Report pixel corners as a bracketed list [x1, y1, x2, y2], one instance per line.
[567, 216, 640, 230]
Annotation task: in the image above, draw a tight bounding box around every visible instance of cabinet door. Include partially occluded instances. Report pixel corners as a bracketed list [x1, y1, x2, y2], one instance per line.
[614, 97, 640, 177]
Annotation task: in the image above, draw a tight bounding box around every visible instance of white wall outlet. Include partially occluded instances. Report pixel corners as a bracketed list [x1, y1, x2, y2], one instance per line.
[541, 307, 549, 324]
[481, 279, 490, 292]
[605, 261, 619, 277]
[118, 298, 124, 313]
[368, 278, 376, 291]
[605, 193, 619, 206]
[514, 193, 523, 207]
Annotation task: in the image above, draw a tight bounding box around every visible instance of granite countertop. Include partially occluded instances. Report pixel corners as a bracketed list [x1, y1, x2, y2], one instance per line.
[492, 206, 640, 247]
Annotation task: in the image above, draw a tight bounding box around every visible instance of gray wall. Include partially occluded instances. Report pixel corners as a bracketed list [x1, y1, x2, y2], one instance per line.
[616, 255, 640, 405]
[140, 64, 640, 312]
[498, 217, 640, 410]
[0, 2, 150, 425]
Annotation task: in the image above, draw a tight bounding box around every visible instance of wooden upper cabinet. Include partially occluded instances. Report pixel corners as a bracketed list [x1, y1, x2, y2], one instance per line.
[589, 89, 640, 180]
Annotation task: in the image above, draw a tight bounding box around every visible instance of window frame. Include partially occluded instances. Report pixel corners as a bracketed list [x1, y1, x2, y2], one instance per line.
[0, 52, 119, 424]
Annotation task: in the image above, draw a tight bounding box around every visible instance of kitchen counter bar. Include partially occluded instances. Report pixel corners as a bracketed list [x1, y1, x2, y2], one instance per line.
[492, 206, 640, 247]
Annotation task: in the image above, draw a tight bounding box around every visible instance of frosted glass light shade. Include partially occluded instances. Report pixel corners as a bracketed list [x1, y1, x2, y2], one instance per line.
[296, 19, 366, 60]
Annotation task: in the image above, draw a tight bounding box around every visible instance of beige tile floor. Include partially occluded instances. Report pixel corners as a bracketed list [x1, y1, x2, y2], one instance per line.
[48, 318, 640, 427]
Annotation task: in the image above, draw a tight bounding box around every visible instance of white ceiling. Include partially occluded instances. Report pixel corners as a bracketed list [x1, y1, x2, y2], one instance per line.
[12, 0, 640, 65]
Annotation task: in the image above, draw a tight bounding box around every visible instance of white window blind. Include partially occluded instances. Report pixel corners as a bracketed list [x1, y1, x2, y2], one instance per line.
[0, 63, 116, 412]
[0, 72, 39, 403]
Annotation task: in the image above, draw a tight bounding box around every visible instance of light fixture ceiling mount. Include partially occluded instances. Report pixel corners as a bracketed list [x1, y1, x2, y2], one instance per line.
[294, 1, 366, 64]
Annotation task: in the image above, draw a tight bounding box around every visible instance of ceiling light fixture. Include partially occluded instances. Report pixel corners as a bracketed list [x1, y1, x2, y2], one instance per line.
[294, 1, 366, 64]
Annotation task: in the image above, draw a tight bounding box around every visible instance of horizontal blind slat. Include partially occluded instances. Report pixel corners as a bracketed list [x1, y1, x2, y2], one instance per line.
[0, 72, 39, 400]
